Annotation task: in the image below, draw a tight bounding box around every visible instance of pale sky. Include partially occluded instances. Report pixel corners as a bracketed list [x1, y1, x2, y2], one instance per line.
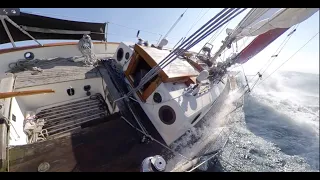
[1, 8, 319, 74]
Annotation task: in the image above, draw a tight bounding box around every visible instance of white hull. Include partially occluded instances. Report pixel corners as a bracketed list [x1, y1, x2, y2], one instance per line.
[131, 76, 228, 145]
[114, 43, 230, 145]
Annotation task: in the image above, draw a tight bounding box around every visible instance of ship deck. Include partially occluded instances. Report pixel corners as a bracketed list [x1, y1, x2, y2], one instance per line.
[8, 112, 166, 172]
[12, 56, 112, 89]
[7, 58, 168, 172]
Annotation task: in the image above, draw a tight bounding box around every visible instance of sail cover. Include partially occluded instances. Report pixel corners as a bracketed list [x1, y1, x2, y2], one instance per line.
[0, 12, 106, 44]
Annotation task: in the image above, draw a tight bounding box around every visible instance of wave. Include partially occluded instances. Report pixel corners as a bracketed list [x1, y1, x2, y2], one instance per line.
[166, 70, 319, 171]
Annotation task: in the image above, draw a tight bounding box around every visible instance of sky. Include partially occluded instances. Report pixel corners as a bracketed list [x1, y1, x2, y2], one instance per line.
[0, 8, 319, 74]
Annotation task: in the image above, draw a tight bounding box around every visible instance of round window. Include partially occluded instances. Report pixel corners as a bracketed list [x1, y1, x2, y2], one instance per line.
[125, 52, 130, 60]
[24, 52, 34, 60]
[153, 92, 162, 103]
[116, 48, 124, 61]
[158, 105, 176, 125]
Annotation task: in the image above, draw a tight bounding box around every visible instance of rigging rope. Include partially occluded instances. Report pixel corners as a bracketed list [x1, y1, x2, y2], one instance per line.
[180, 9, 246, 54]
[251, 31, 319, 90]
[230, 23, 301, 91]
[183, 8, 211, 39]
[127, 8, 246, 97]
[257, 24, 299, 76]
[160, 8, 246, 74]
[211, 8, 272, 62]
[162, 8, 189, 40]
[188, 30, 320, 172]
[208, 19, 231, 44]
[183, 85, 249, 172]
[120, 116, 192, 161]
[126, 8, 232, 96]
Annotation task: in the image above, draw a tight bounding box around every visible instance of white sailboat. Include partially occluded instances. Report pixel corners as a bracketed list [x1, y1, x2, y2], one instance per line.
[0, 8, 317, 172]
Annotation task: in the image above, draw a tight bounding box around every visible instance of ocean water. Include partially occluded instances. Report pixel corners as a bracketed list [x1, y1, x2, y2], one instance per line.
[167, 71, 319, 172]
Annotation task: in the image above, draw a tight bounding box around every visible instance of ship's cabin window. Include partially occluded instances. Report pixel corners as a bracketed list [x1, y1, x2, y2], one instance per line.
[127, 53, 159, 95]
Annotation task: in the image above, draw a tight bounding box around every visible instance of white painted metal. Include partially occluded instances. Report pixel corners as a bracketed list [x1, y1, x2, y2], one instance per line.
[0, 43, 119, 73]
[128, 73, 227, 145]
[149, 79, 225, 145]
[7, 77, 109, 146]
[8, 97, 28, 146]
[112, 42, 134, 69]
[0, 42, 119, 146]
[2, 40, 228, 147]
[115, 42, 229, 145]
[14, 78, 106, 111]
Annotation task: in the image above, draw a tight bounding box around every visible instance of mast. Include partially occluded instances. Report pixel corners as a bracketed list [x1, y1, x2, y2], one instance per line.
[160, 8, 188, 43]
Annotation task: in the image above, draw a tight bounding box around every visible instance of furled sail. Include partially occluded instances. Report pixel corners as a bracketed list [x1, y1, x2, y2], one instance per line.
[232, 8, 319, 64]
[232, 8, 319, 42]
[211, 8, 319, 64]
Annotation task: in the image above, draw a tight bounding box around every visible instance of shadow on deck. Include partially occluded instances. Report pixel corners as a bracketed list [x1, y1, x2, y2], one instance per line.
[8, 111, 166, 172]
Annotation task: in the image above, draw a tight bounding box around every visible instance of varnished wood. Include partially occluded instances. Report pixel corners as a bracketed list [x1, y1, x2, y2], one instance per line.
[185, 77, 197, 87]
[0, 89, 54, 99]
[125, 76, 145, 102]
[0, 42, 120, 55]
[141, 77, 161, 101]
[186, 58, 204, 72]
[124, 45, 200, 101]
[124, 52, 139, 77]
[132, 45, 169, 81]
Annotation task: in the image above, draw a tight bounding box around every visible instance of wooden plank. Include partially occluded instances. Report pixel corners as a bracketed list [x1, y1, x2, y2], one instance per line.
[141, 77, 161, 101]
[185, 58, 204, 71]
[125, 76, 144, 102]
[0, 89, 55, 99]
[124, 52, 139, 77]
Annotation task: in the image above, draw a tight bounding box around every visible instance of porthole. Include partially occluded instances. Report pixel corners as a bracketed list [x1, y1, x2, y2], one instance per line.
[125, 52, 130, 60]
[153, 92, 162, 103]
[116, 48, 124, 61]
[158, 105, 176, 125]
[24, 52, 34, 60]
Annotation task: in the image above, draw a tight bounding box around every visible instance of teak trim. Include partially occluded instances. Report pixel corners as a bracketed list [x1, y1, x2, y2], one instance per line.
[0, 89, 55, 99]
[132, 45, 169, 81]
[125, 50, 163, 102]
[124, 44, 201, 101]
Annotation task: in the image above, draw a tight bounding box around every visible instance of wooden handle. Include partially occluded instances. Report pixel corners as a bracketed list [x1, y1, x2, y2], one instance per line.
[0, 89, 55, 99]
